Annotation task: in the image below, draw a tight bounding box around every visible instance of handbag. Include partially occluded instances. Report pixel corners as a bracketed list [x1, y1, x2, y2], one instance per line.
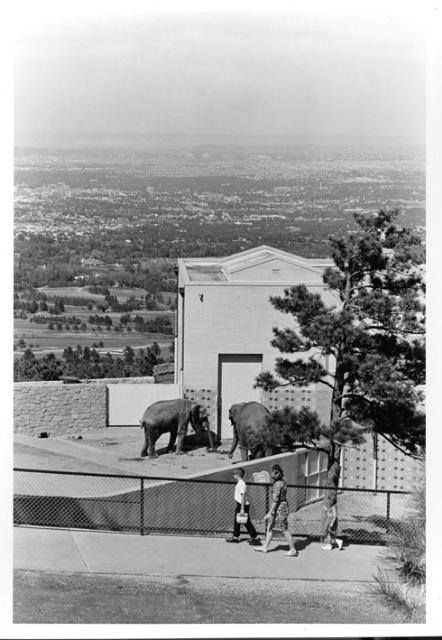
[236, 511, 248, 524]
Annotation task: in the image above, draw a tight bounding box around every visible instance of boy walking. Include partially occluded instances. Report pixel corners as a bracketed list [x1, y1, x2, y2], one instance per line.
[226, 467, 261, 545]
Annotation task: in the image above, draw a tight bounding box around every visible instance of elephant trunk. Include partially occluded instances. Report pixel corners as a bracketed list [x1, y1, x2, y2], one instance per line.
[190, 405, 209, 434]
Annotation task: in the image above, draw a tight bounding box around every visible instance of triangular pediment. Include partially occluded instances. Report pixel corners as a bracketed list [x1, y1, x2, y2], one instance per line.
[181, 245, 333, 283]
[220, 246, 324, 282]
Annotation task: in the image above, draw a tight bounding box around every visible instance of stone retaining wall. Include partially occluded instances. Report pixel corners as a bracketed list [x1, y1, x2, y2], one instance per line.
[14, 382, 107, 437]
[86, 376, 154, 384]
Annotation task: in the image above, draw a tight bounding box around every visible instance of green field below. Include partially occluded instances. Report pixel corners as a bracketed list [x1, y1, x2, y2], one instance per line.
[15, 285, 175, 360]
[38, 285, 150, 302]
[14, 324, 172, 359]
[61, 307, 173, 319]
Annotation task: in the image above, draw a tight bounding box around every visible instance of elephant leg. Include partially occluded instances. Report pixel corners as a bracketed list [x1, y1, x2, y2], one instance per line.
[239, 445, 249, 462]
[175, 421, 188, 454]
[167, 429, 177, 453]
[206, 428, 215, 450]
[140, 434, 148, 458]
[147, 428, 159, 458]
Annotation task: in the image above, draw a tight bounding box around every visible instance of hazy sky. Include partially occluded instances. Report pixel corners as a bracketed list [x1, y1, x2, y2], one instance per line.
[14, 1, 427, 139]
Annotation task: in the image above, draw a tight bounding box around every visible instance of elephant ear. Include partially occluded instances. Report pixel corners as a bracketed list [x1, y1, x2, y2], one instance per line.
[229, 403, 243, 424]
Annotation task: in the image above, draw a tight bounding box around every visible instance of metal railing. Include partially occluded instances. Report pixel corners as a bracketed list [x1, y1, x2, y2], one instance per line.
[14, 467, 410, 544]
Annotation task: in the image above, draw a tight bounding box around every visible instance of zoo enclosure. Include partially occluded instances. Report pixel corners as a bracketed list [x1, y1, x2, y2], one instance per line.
[14, 467, 410, 545]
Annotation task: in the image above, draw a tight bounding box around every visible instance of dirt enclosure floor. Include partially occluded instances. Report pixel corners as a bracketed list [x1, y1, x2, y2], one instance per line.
[14, 426, 241, 478]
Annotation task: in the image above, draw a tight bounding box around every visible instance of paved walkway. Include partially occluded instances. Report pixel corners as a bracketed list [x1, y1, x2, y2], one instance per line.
[14, 526, 393, 582]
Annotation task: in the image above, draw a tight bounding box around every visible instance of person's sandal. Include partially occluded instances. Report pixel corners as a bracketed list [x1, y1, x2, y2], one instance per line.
[248, 537, 262, 546]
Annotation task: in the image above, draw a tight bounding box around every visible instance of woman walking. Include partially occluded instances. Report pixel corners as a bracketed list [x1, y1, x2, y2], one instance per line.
[320, 457, 343, 551]
[255, 464, 297, 557]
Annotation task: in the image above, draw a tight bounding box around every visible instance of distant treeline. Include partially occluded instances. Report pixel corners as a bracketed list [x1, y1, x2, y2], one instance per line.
[14, 343, 165, 381]
[14, 217, 334, 291]
[24, 312, 173, 334]
[14, 287, 171, 313]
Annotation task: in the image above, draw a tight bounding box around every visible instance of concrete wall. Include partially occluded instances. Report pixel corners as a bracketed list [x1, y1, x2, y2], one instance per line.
[263, 384, 333, 432]
[14, 451, 329, 536]
[196, 449, 329, 511]
[14, 376, 171, 436]
[180, 283, 337, 389]
[198, 450, 308, 485]
[87, 376, 155, 384]
[108, 383, 181, 426]
[14, 381, 107, 436]
[342, 435, 425, 492]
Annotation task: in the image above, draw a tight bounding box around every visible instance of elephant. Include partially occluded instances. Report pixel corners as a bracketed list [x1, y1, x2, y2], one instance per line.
[140, 398, 211, 458]
[228, 401, 280, 462]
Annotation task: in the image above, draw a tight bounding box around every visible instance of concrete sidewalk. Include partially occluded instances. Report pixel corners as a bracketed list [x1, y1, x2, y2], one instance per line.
[14, 526, 392, 582]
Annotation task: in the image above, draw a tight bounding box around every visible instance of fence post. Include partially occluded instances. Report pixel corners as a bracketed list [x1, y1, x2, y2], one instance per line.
[386, 491, 391, 535]
[140, 478, 144, 536]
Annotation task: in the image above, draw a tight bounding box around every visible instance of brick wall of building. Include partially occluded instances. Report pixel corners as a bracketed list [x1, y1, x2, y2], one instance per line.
[183, 387, 217, 436]
[342, 434, 424, 491]
[181, 283, 337, 389]
[263, 383, 333, 427]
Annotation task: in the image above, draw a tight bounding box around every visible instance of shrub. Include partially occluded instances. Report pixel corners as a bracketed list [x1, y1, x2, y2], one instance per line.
[375, 474, 425, 622]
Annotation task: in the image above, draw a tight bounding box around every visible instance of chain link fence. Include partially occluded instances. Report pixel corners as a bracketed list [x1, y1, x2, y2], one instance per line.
[14, 467, 410, 544]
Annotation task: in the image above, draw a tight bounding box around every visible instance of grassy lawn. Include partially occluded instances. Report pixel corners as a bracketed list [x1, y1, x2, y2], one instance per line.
[38, 286, 105, 300]
[14, 321, 172, 358]
[62, 307, 174, 319]
[15, 287, 175, 359]
[38, 285, 151, 302]
[14, 570, 407, 624]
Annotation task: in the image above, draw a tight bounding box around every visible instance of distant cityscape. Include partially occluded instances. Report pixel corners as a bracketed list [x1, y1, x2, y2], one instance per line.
[13, 137, 425, 379]
[15, 139, 425, 249]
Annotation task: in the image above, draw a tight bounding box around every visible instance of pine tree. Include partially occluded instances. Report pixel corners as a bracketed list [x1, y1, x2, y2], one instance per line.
[256, 209, 425, 486]
[123, 345, 135, 365]
[14, 348, 39, 381]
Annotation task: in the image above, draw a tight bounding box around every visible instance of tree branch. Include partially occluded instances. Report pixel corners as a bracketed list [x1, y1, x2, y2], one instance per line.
[316, 378, 335, 391]
[294, 442, 329, 454]
[336, 392, 373, 404]
[363, 323, 425, 336]
[378, 431, 422, 460]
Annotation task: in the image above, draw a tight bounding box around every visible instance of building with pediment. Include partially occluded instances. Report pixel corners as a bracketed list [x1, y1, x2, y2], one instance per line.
[174, 244, 424, 491]
[176, 245, 338, 439]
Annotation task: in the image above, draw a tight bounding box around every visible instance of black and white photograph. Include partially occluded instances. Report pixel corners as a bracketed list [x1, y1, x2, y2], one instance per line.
[7, 0, 439, 633]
